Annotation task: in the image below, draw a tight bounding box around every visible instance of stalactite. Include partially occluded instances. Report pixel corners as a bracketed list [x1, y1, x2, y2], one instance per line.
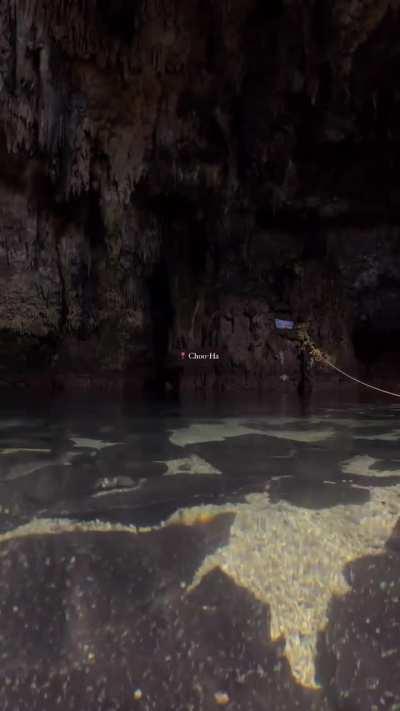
[0, 0, 399, 385]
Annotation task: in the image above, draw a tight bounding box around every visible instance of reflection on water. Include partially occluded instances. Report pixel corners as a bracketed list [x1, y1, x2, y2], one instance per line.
[0, 395, 400, 710]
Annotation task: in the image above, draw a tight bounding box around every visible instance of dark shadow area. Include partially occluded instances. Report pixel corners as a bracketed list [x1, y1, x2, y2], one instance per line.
[268, 478, 370, 510]
[0, 515, 327, 710]
[43, 474, 270, 528]
[140, 189, 212, 398]
[316, 518, 400, 710]
[246, 0, 286, 25]
[352, 323, 400, 374]
[96, 0, 141, 43]
[146, 255, 175, 397]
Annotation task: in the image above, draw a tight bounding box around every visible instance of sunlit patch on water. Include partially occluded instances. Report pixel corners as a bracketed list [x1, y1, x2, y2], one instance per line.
[169, 420, 336, 447]
[355, 429, 400, 442]
[169, 422, 267, 447]
[0, 448, 51, 455]
[158, 455, 221, 476]
[70, 437, 123, 450]
[341, 454, 400, 477]
[260, 428, 335, 443]
[309, 417, 392, 428]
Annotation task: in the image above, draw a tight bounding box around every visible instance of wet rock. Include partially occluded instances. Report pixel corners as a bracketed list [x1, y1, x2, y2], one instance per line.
[1, 0, 400, 391]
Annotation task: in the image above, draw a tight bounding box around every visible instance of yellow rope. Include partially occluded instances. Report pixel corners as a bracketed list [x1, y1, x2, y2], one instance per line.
[300, 329, 400, 399]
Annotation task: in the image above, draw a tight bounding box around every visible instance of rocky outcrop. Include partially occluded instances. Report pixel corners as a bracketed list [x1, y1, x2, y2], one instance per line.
[1, 0, 400, 393]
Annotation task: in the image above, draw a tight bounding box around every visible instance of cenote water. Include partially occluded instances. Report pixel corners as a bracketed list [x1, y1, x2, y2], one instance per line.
[1, 393, 400, 710]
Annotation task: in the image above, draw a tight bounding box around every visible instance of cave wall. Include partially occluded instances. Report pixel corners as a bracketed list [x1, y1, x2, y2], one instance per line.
[1, 0, 400, 391]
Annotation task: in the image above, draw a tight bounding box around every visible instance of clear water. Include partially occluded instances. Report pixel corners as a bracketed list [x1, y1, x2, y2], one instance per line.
[0, 393, 400, 710]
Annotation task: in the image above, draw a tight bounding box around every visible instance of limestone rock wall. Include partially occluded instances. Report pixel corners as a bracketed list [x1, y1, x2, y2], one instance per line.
[1, 0, 400, 391]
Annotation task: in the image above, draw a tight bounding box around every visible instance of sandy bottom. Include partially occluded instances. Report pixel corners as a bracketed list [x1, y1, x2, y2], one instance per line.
[1, 472, 400, 692]
[2, 407, 400, 698]
[172, 484, 400, 689]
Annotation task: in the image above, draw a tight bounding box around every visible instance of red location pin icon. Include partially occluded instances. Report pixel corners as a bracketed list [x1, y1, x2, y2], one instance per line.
[180, 351, 186, 360]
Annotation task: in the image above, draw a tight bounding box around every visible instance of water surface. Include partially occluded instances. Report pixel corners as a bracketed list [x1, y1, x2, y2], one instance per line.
[0, 394, 399, 710]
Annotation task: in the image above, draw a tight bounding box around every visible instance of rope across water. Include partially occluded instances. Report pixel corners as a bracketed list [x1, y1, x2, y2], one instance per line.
[299, 329, 400, 399]
[313, 351, 400, 399]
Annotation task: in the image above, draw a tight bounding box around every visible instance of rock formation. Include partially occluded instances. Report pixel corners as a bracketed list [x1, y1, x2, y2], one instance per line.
[1, 0, 400, 392]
